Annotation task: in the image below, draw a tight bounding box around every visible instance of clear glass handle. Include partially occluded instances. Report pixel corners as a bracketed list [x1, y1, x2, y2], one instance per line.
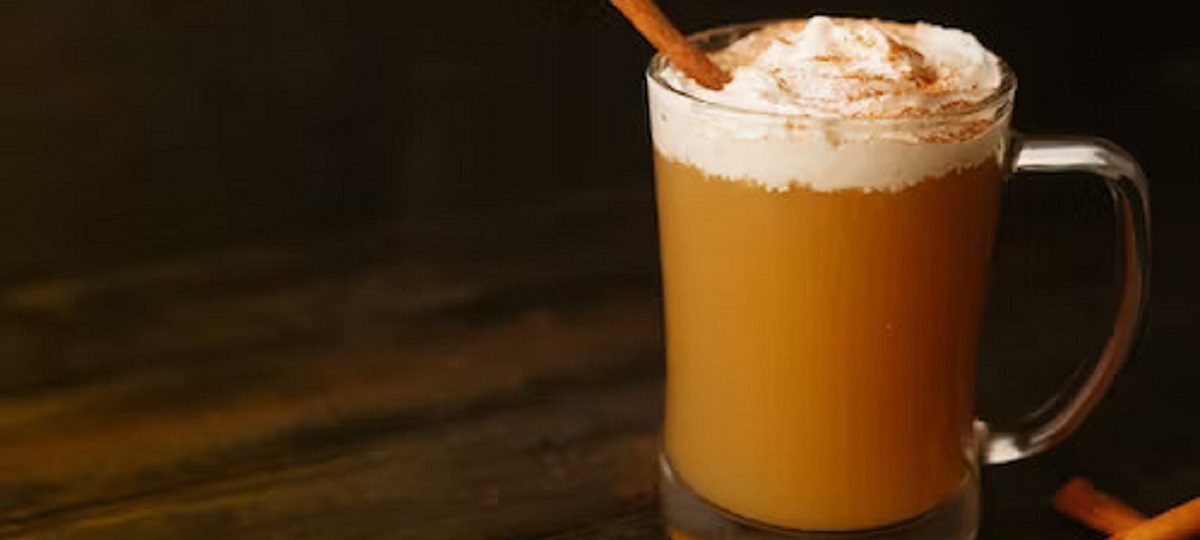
[983, 136, 1152, 464]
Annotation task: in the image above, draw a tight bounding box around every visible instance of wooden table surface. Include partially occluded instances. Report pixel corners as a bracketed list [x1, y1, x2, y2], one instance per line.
[1, 181, 1196, 540]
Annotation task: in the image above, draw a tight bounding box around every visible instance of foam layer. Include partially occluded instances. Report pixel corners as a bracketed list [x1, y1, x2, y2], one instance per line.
[649, 17, 1010, 192]
[663, 17, 1003, 119]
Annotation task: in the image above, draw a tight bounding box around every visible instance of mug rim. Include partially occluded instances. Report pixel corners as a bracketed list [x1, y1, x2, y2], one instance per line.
[646, 19, 1019, 126]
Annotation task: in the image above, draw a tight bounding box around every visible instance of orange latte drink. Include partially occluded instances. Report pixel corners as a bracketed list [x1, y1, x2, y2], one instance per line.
[649, 17, 1011, 531]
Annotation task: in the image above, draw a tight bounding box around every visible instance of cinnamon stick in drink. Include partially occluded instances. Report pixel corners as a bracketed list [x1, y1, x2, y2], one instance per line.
[609, 0, 730, 89]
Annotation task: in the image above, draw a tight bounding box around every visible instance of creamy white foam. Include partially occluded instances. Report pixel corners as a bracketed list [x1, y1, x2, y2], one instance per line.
[650, 17, 1010, 192]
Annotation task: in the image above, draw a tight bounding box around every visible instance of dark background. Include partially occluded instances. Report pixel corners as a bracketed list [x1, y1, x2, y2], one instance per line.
[1, 1, 1197, 538]
[3, 0, 1198, 278]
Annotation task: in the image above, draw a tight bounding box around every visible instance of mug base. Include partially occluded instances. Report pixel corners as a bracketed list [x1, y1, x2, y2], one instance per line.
[660, 452, 979, 540]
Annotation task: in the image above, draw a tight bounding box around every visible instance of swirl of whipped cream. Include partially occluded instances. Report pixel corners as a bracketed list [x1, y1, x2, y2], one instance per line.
[662, 16, 1003, 118]
[649, 17, 1011, 192]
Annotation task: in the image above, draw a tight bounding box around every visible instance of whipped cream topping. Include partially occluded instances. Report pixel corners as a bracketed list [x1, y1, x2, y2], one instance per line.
[648, 17, 1011, 192]
[661, 17, 1003, 119]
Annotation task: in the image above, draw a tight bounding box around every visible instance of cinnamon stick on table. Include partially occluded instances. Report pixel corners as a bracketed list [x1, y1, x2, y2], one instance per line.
[1054, 477, 1200, 540]
[1055, 477, 1149, 534]
[1109, 498, 1200, 540]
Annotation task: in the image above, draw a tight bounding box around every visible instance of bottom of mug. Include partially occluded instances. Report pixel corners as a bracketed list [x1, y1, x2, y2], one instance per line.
[660, 452, 980, 540]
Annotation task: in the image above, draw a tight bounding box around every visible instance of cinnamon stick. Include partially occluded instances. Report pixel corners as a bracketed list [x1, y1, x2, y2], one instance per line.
[609, 0, 731, 90]
[1110, 498, 1200, 540]
[1055, 477, 1149, 534]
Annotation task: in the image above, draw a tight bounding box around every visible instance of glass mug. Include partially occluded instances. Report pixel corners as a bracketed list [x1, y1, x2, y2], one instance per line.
[647, 22, 1150, 540]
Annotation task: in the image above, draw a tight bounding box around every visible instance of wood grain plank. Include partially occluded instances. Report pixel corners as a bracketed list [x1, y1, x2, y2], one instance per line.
[2, 378, 662, 539]
[540, 512, 664, 540]
[1, 268, 662, 533]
